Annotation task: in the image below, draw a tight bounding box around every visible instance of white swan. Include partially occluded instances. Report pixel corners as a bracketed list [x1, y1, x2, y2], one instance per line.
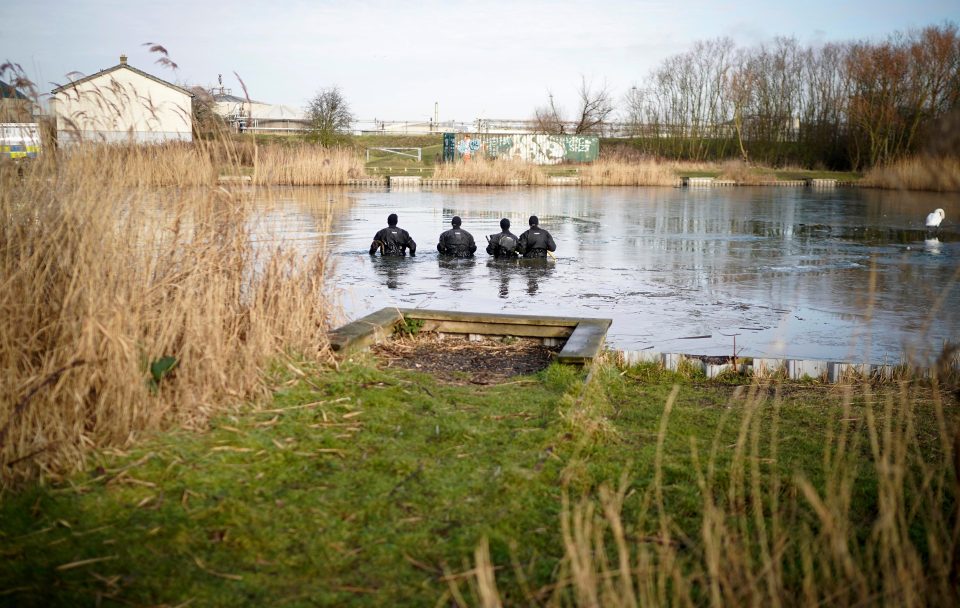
[926, 208, 945, 229]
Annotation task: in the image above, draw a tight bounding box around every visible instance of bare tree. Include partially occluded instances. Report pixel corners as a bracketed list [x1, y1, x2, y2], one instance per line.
[621, 85, 645, 136]
[622, 23, 958, 168]
[533, 78, 615, 135]
[725, 55, 755, 163]
[533, 92, 566, 134]
[306, 86, 354, 145]
[572, 77, 615, 135]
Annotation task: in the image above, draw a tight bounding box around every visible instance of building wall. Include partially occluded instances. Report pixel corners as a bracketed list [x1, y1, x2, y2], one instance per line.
[53, 68, 192, 144]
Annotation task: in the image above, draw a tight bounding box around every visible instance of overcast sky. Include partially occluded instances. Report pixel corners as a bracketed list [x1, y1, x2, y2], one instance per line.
[2, 1, 957, 123]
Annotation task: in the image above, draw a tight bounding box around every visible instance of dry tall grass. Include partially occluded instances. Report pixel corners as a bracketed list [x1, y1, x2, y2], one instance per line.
[716, 159, 770, 184]
[49, 142, 218, 187]
[251, 144, 366, 185]
[0, 147, 336, 488]
[433, 158, 548, 186]
[861, 156, 960, 191]
[456, 377, 959, 607]
[578, 160, 678, 186]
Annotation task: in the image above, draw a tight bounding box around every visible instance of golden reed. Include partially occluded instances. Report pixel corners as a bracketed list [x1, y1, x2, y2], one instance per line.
[0, 142, 338, 488]
[862, 156, 960, 192]
[432, 157, 548, 186]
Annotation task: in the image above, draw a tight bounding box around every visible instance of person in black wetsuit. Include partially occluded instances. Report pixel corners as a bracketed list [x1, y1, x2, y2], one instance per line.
[517, 215, 556, 259]
[436, 216, 477, 258]
[486, 218, 520, 259]
[370, 213, 416, 256]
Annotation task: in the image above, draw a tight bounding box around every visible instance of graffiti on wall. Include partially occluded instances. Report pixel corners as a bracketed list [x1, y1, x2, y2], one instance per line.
[445, 133, 599, 164]
[456, 134, 482, 158]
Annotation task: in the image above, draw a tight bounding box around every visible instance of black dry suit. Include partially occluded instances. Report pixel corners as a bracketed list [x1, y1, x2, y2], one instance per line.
[370, 226, 417, 256]
[518, 225, 556, 259]
[486, 230, 520, 259]
[437, 228, 477, 258]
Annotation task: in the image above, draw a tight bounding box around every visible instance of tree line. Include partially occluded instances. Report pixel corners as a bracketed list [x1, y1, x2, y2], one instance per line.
[536, 23, 959, 170]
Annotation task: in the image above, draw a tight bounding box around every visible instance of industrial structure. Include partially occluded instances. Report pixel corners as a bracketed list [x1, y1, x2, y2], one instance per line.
[211, 88, 308, 134]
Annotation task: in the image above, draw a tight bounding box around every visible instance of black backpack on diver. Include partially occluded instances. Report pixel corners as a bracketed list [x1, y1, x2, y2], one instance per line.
[488, 233, 518, 258]
[497, 234, 517, 254]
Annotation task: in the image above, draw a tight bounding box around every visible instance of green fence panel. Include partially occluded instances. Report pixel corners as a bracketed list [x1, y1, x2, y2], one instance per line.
[442, 132, 456, 162]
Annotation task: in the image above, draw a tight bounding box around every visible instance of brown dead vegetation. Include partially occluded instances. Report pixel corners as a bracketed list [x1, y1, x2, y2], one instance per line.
[372, 333, 559, 384]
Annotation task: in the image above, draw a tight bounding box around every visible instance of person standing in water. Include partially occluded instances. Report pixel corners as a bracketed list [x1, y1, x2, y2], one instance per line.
[486, 218, 520, 259]
[517, 215, 556, 259]
[370, 213, 417, 256]
[436, 216, 477, 258]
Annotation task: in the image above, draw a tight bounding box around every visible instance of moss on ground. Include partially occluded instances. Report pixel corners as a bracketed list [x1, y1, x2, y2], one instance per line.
[1, 357, 954, 606]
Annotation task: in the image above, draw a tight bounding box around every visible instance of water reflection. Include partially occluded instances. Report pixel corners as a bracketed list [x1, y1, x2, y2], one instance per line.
[486, 259, 518, 298]
[484, 258, 556, 298]
[371, 255, 410, 290]
[437, 257, 476, 292]
[249, 185, 959, 364]
[520, 259, 555, 295]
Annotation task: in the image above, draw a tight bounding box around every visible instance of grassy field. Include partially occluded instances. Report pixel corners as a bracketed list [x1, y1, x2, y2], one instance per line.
[354, 134, 445, 176]
[2, 353, 957, 606]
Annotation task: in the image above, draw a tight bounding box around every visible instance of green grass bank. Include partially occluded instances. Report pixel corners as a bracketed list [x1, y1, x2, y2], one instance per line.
[2, 355, 957, 606]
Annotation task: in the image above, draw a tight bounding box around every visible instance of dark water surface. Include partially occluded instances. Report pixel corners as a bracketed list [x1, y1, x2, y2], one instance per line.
[253, 186, 959, 364]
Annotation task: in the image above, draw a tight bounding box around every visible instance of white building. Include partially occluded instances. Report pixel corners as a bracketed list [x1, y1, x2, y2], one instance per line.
[51, 55, 194, 144]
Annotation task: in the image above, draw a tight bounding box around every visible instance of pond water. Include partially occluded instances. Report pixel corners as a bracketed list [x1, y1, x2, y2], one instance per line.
[252, 185, 959, 364]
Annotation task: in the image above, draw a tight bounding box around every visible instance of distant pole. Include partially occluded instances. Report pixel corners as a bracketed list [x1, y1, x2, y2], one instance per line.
[434, 102, 438, 125]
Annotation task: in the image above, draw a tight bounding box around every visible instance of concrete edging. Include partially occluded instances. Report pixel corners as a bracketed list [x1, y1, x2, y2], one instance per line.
[616, 350, 955, 382]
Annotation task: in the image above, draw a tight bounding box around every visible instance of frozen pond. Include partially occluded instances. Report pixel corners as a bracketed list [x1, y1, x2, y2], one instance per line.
[252, 185, 959, 364]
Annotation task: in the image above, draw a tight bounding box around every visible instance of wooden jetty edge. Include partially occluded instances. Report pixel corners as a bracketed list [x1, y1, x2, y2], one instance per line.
[329, 308, 613, 365]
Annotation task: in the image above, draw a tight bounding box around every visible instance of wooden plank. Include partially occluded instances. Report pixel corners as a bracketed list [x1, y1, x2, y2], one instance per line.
[426, 320, 572, 338]
[329, 308, 612, 365]
[397, 308, 586, 328]
[558, 319, 612, 365]
[329, 308, 404, 354]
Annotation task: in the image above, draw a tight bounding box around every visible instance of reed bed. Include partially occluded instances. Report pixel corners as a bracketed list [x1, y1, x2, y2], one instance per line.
[0, 148, 336, 488]
[861, 156, 960, 192]
[251, 144, 366, 185]
[48, 142, 219, 187]
[457, 374, 959, 607]
[432, 157, 548, 186]
[716, 158, 772, 184]
[578, 159, 679, 186]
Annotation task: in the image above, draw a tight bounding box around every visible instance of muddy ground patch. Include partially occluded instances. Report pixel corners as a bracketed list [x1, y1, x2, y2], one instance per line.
[371, 332, 561, 384]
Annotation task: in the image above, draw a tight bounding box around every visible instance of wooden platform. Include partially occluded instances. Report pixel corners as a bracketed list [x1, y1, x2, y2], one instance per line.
[329, 308, 611, 365]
